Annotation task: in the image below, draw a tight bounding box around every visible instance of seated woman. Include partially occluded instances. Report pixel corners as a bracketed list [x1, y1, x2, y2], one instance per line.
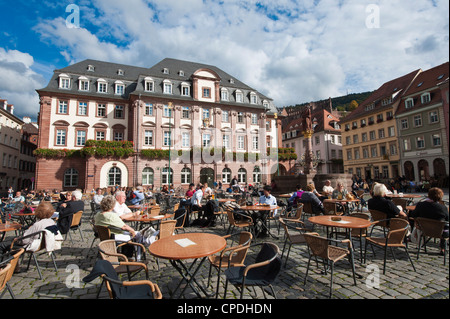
[94, 195, 157, 259]
[409, 187, 449, 255]
[299, 184, 325, 215]
[368, 183, 407, 219]
[0, 201, 57, 255]
[332, 182, 349, 200]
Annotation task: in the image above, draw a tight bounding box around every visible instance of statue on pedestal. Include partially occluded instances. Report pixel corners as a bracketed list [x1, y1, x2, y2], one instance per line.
[301, 106, 315, 174]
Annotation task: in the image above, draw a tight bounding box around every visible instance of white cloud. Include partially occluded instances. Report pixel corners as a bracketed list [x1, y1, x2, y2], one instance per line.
[0, 48, 46, 120]
[31, 0, 449, 107]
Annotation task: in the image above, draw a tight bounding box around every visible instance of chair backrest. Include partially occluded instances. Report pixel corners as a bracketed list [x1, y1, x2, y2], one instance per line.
[303, 233, 329, 260]
[71, 210, 83, 227]
[392, 198, 408, 211]
[250, 243, 281, 283]
[149, 207, 161, 216]
[293, 205, 303, 219]
[323, 201, 338, 215]
[369, 209, 388, 227]
[5, 248, 24, 283]
[98, 239, 127, 263]
[226, 209, 237, 226]
[0, 263, 12, 292]
[349, 213, 371, 236]
[174, 209, 187, 229]
[231, 231, 253, 264]
[95, 225, 112, 241]
[387, 218, 409, 245]
[356, 190, 365, 197]
[302, 202, 313, 215]
[159, 220, 176, 239]
[415, 217, 446, 239]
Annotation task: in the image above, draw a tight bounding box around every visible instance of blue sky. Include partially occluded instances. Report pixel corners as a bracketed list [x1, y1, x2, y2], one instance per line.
[0, 0, 449, 121]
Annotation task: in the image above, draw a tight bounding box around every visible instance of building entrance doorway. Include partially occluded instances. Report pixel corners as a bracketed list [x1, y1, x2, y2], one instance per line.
[200, 168, 215, 186]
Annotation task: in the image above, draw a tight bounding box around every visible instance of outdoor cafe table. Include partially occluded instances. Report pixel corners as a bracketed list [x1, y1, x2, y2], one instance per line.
[308, 215, 372, 265]
[149, 232, 227, 299]
[239, 205, 280, 239]
[11, 211, 36, 227]
[122, 213, 173, 230]
[0, 222, 22, 242]
[324, 198, 361, 214]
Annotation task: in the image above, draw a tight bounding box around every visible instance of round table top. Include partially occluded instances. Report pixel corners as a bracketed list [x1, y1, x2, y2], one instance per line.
[386, 194, 423, 198]
[123, 213, 173, 222]
[278, 194, 292, 198]
[216, 198, 236, 202]
[12, 211, 35, 217]
[324, 198, 361, 203]
[239, 205, 280, 211]
[0, 222, 22, 232]
[308, 215, 372, 229]
[149, 232, 227, 260]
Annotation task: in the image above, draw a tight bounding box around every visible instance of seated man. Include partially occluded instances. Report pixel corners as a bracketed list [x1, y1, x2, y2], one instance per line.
[322, 180, 334, 197]
[127, 186, 145, 206]
[251, 185, 277, 237]
[56, 190, 85, 235]
[12, 191, 25, 204]
[112, 191, 135, 219]
[299, 184, 325, 215]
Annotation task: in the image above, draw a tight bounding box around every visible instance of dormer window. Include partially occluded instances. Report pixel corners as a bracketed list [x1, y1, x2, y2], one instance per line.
[421, 92, 431, 104]
[230, 78, 234, 84]
[78, 76, 89, 91]
[181, 82, 190, 96]
[250, 92, 257, 104]
[365, 103, 375, 111]
[163, 68, 169, 74]
[163, 79, 172, 94]
[381, 97, 392, 106]
[117, 69, 124, 76]
[235, 90, 243, 103]
[115, 81, 125, 95]
[221, 88, 229, 101]
[87, 65, 95, 72]
[97, 78, 108, 93]
[405, 98, 414, 109]
[179, 70, 184, 76]
[437, 74, 444, 80]
[263, 100, 269, 109]
[59, 74, 71, 89]
[144, 77, 154, 92]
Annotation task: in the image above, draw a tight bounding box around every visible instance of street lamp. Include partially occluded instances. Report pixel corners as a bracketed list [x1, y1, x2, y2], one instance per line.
[274, 112, 279, 176]
[168, 102, 173, 187]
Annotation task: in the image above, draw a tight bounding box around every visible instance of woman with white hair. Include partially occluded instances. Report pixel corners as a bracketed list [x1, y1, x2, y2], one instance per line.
[368, 183, 407, 219]
[56, 189, 85, 234]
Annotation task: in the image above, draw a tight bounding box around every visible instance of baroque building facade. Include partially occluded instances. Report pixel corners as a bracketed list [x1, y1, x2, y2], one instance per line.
[35, 58, 281, 191]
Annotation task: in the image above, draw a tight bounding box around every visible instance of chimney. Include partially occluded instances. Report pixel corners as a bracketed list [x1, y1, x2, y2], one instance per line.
[7, 104, 14, 114]
[23, 116, 31, 124]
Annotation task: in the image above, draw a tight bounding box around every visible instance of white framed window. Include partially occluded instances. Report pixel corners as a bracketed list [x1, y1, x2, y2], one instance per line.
[238, 168, 246, 183]
[181, 83, 190, 96]
[76, 130, 86, 146]
[202, 108, 210, 120]
[163, 131, 172, 147]
[237, 112, 244, 123]
[114, 105, 124, 118]
[97, 79, 108, 93]
[235, 90, 243, 103]
[97, 104, 106, 117]
[113, 131, 124, 141]
[145, 104, 153, 116]
[390, 143, 397, 155]
[181, 168, 191, 184]
[108, 167, 121, 186]
[202, 133, 211, 147]
[115, 82, 125, 95]
[58, 101, 68, 114]
[421, 92, 431, 104]
[144, 130, 153, 146]
[250, 92, 257, 104]
[144, 78, 154, 92]
[96, 131, 105, 141]
[161, 167, 173, 184]
[56, 129, 66, 146]
[388, 126, 395, 137]
[222, 134, 230, 149]
[378, 129, 385, 139]
[202, 87, 211, 98]
[163, 105, 172, 118]
[79, 78, 89, 91]
[221, 88, 229, 101]
[253, 167, 261, 183]
[405, 98, 414, 108]
[78, 102, 88, 116]
[222, 168, 231, 183]
[142, 167, 154, 185]
[222, 110, 229, 122]
[370, 146, 377, 158]
[181, 132, 190, 148]
[251, 113, 258, 125]
[403, 139, 411, 151]
[181, 106, 190, 119]
[59, 74, 70, 89]
[237, 136, 245, 150]
[252, 135, 259, 150]
[163, 80, 172, 94]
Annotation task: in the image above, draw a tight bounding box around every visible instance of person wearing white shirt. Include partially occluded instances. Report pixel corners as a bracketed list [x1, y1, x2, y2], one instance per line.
[93, 188, 104, 206]
[112, 191, 133, 219]
[322, 180, 334, 197]
[252, 185, 278, 238]
[191, 185, 204, 208]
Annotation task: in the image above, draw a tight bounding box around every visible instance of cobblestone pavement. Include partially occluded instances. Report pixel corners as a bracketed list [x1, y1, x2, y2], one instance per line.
[2, 191, 448, 301]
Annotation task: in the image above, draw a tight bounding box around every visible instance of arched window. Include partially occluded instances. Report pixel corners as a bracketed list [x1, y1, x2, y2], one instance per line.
[64, 168, 78, 187]
[108, 167, 121, 186]
[142, 167, 154, 185]
[181, 167, 191, 184]
[238, 168, 247, 183]
[162, 167, 173, 184]
[222, 168, 231, 183]
[253, 167, 261, 183]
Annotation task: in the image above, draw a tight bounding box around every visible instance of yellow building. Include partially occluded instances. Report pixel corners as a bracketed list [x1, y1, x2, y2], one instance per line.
[341, 69, 421, 181]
